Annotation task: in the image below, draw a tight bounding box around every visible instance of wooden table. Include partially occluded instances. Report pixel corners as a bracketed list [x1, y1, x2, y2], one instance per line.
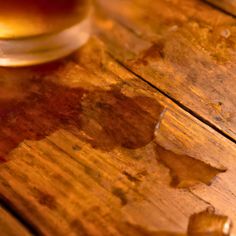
[0, 0, 236, 235]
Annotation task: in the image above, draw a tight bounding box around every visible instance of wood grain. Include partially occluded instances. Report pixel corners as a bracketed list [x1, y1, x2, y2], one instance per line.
[95, 0, 236, 141]
[0, 38, 236, 235]
[205, 0, 236, 16]
[0, 205, 32, 236]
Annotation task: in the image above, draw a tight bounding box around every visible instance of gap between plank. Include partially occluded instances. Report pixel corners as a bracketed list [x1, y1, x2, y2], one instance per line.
[108, 52, 236, 145]
[204, 0, 236, 18]
[0, 198, 40, 236]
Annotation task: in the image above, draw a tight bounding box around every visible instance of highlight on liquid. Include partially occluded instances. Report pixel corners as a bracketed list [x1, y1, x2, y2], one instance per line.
[0, 0, 91, 67]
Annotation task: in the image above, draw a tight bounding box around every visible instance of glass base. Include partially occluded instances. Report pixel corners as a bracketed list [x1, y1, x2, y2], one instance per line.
[0, 14, 91, 67]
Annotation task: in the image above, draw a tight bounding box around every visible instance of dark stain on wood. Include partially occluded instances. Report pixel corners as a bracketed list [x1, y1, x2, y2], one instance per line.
[0, 67, 164, 161]
[155, 144, 226, 188]
[33, 189, 57, 210]
[80, 87, 164, 150]
[112, 187, 128, 206]
[0, 77, 85, 160]
[122, 171, 141, 183]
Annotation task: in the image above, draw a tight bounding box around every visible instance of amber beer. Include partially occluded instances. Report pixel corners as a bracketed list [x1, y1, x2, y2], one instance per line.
[0, 0, 91, 66]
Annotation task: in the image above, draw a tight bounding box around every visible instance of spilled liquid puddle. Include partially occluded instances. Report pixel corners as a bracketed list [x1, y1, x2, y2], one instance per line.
[0, 61, 228, 236]
[0, 69, 164, 160]
[0, 64, 225, 189]
[81, 87, 164, 150]
[155, 144, 225, 188]
[0, 78, 85, 161]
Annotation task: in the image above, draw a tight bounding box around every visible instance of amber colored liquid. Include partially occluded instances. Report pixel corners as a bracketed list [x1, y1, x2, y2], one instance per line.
[0, 0, 90, 39]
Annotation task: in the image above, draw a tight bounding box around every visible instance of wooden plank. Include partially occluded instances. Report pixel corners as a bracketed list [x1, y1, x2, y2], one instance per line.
[0, 205, 32, 236]
[95, 0, 236, 141]
[0, 38, 236, 235]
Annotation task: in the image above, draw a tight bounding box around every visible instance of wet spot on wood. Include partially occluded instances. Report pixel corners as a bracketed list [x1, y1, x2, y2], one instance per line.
[0, 63, 223, 191]
[0, 78, 86, 161]
[122, 171, 141, 183]
[81, 88, 164, 150]
[155, 144, 225, 188]
[0, 66, 164, 163]
[34, 190, 57, 210]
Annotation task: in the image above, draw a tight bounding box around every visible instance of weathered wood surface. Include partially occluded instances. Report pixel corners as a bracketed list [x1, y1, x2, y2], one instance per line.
[0, 38, 236, 235]
[0, 205, 31, 236]
[96, 0, 236, 141]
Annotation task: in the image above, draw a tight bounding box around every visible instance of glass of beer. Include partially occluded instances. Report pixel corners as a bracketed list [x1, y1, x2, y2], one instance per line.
[0, 0, 91, 67]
